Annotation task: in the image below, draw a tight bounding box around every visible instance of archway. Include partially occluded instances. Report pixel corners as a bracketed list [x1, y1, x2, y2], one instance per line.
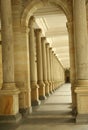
[20, 0, 75, 117]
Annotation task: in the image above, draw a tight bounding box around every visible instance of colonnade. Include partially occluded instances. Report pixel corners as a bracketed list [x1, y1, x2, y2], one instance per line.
[0, 0, 65, 123]
[29, 16, 65, 106]
[0, 0, 88, 124]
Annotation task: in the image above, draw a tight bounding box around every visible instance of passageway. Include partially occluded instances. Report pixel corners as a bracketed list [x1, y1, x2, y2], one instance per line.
[1, 0, 88, 125]
[32, 83, 72, 113]
[27, 83, 74, 124]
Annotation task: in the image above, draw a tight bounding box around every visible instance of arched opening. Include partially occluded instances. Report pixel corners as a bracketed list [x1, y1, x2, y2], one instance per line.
[0, 0, 75, 124]
[23, 0, 74, 120]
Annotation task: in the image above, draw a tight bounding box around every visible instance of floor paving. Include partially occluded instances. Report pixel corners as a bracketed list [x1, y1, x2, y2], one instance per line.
[0, 83, 88, 130]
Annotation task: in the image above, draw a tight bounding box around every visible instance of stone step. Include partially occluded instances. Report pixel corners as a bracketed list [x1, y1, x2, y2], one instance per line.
[28, 111, 76, 124]
[31, 110, 73, 115]
[27, 116, 75, 124]
[29, 115, 74, 118]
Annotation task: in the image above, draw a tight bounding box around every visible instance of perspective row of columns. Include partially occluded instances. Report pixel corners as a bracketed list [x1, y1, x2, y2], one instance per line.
[1, 0, 88, 124]
[29, 16, 65, 106]
[0, 0, 65, 122]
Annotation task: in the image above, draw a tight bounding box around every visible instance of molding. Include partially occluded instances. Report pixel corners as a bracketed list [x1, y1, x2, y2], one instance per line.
[21, 0, 73, 26]
[0, 113, 22, 123]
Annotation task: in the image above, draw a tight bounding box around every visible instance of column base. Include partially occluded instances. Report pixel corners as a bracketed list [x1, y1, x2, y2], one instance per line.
[16, 82, 32, 117]
[72, 107, 77, 116]
[0, 113, 22, 123]
[19, 107, 32, 117]
[0, 83, 21, 123]
[75, 80, 88, 115]
[44, 81, 50, 96]
[31, 100, 41, 106]
[71, 85, 77, 115]
[49, 81, 53, 93]
[50, 90, 53, 94]
[38, 81, 46, 99]
[76, 114, 88, 124]
[39, 95, 47, 100]
[31, 82, 40, 105]
[52, 82, 55, 92]
[52, 89, 55, 92]
[45, 93, 50, 97]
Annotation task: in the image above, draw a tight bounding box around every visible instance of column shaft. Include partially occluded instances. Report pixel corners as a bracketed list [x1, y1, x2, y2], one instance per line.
[49, 48, 54, 92]
[41, 37, 50, 96]
[74, 0, 88, 79]
[74, 0, 88, 123]
[52, 51, 55, 90]
[67, 22, 76, 112]
[35, 29, 46, 100]
[1, 0, 14, 84]
[0, 0, 21, 123]
[46, 43, 52, 93]
[29, 16, 40, 106]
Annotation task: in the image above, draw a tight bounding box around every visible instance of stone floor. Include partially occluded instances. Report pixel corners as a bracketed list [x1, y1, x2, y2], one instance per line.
[0, 83, 88, 130]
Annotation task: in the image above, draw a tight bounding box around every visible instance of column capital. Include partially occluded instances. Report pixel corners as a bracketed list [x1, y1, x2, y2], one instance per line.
[41, 37, 46, 42]
[49, 47, 52, 51]
[28, 16, 35, 27]
[35, 28, 42, 34]
[66, 21, 73, 33]
[52, 51, 54, 54]
[54, 53, 56, 57]
[46, 43, 50, 47]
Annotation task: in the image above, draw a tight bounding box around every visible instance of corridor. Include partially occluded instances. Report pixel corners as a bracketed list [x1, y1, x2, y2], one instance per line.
[1, 84, 88, 130]
[32, 83, 72, 115]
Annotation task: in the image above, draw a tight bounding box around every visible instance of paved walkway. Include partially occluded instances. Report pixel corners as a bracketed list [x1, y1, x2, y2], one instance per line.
[34, 83, 72, 112]
[1, 84, 88, 130]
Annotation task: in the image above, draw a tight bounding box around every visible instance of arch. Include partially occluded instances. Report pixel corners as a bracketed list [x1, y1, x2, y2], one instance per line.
[21, 0, 72, 27]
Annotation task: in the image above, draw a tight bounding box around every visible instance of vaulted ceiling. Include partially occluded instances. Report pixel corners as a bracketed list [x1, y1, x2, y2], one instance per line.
[0, 3, 70, 69]
[34, 4, 70, 69]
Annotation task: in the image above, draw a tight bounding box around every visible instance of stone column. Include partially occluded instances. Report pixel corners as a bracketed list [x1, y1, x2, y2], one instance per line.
[12, 1, 32, 116]
[54, 54, 57, 89]
[52, 51, 55, 90]
[74, 0, 88, 123]
[66, 22, 76, 114]
[57, 60, 60, 87]
[29, 16, 40, 106]
[54, 55, 57, 88]
[66, 22, 76, 85]
[56, 56, 60, 88]
[0, 44, 2, 90]
[52, 52, 55, 89]
[57, 58, 62, 87]
[35, 29, 46, 100]
[46, 43, 52, 93]
[41, 37, 50, 96]
[49, 48, 54, 92]
[0, 0, 21, 123]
